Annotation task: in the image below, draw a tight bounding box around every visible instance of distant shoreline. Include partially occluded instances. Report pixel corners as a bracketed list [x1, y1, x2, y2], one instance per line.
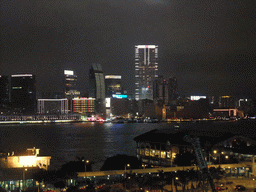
[0, 118, 237, 125]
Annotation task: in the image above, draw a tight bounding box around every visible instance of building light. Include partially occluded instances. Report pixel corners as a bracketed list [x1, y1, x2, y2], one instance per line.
[105, 75, 121, 79]
[64, 70, 74, 75]
[135, 45, 157, 48]
[11, 74, 33, 77]
[222, 96, 230, 98]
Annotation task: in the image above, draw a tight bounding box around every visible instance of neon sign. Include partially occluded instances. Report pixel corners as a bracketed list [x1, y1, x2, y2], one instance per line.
[112, 94, 127, 99]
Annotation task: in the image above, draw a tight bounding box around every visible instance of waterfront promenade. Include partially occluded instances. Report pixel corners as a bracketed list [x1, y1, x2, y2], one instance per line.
[78, 162, 252, 178]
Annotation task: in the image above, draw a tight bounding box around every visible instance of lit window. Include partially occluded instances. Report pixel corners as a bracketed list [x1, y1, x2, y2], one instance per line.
[155, 150, 160, 157]
[145, 149, 150, 156]
[161, 151, 166, 158]
[150, 150, 155, 157]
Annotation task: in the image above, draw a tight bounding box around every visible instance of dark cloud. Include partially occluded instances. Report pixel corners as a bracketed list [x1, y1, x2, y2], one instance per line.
[0, 0, 255, 97]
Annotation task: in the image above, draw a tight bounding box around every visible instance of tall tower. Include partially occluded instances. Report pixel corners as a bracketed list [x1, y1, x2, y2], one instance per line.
[89, 63, 106, 118]
[64, 70, 80, 99]
[153, 75, 169, 105]
[89, 63, 105, 99]
[168, 77, 178, 101]
[11, 74, 36, 113]
[105, 75, 122, 97]
[135, 45, 158, 100]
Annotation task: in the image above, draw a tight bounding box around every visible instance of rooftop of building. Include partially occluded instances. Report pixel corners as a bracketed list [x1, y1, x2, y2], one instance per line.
[134, 127, 256, 150]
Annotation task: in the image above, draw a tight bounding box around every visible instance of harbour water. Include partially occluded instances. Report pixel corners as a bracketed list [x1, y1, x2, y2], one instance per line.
[0, 120, 255, 170]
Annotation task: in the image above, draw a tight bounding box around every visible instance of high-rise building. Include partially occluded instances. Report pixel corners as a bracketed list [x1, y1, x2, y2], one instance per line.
[168, 77, 178, 101]
[135, 45, 158, 100]
[219, 96, 236, 108]
[64, 70, 80, 99]
[105, 75, 122, 97]
[89, 64, 105, 99]
[0, 75, 9, 107]
[153, 75, 169, 105]
[11, 74, 36, 113]
[89, 63, 106, 118]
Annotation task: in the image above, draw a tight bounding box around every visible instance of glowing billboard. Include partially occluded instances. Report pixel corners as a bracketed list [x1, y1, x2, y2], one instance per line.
[105, 98, 111, 108]
[105, 75, 121, 79]
[112, 94, 127, 99]
[64, 70, 74, 75]
[190, 96, 206, 101]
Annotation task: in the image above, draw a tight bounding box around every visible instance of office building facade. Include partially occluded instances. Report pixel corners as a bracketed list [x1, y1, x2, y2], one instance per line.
[135, 45, 158, 100]
[168, 77, 178, 101]
[72, 97, 95, 114]
[153, 75, 169, 105]
[89, 64, 105, 99]
[153, 76, 179, 105]
[105, 75, 122, 97]
[89, 64, 106, 118]
[0, 75, 9, 108]
[64, 70, 80, 99]
[37, 99, 68, 114]
[11, 74, 36, 113]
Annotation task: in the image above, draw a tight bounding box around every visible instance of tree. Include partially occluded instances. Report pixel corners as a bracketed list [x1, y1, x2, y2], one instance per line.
[66, 185, 79, 192]
[100, 154, 141, 171]
[54, 181, 66, 190]
[173, 151, 196, 166]
[209, 166, 224, 183]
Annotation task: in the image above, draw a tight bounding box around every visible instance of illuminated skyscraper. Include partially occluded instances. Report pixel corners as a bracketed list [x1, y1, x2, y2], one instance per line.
[135, 45, 158, 100]
[105, 75, 122, 97]
[11, 74, 36, 113]
[64, 70, 80, 99]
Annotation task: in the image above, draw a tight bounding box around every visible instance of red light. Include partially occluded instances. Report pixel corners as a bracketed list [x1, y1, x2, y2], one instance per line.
[186, 100, 189, 102]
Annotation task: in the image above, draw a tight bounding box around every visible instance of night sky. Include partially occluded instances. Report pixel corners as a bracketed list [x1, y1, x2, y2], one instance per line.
[1, 0, 255, 98]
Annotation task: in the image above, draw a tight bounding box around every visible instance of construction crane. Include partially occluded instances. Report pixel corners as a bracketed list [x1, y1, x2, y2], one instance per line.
[184, 135, 216, 192]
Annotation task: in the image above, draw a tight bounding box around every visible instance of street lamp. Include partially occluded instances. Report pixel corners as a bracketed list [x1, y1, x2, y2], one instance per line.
[23, 168, 27, 191]
[82, 159, 90, 172]
[124, 164, 130, 191]
[213, 150, 223, 164]
[125, 164, 130, 176]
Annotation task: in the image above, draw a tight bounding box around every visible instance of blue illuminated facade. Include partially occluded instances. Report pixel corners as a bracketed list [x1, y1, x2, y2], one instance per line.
[112, 94, 127, 99]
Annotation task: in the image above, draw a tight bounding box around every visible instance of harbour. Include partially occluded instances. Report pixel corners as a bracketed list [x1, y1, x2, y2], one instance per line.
[0, 120, 255, 171]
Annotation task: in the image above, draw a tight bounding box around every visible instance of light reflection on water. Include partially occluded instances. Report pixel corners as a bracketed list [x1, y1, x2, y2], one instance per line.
[0, 120, 254, 170]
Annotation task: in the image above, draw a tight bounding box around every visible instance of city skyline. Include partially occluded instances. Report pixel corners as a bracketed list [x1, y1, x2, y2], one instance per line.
[1, 0, 255, 98]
